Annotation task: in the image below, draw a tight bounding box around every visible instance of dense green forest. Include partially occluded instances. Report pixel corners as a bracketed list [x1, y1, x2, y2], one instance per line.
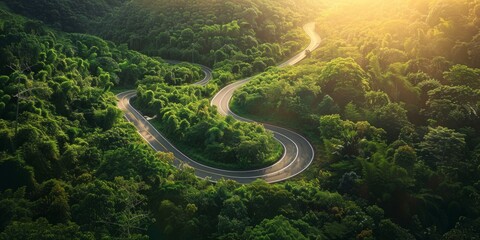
[5, 0, 313, 80]
[132, 83, 283, 170]
[3, 0, 316, 171]
[1, 0, 480, 239]
[5, 0, 126, 32]
[232, 0, 480, 238]
[95, 0, 309, 67]
[0, 5, 415, 239]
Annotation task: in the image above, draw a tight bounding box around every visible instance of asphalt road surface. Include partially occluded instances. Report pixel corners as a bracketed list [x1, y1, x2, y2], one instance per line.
[117, 22, 321, 183]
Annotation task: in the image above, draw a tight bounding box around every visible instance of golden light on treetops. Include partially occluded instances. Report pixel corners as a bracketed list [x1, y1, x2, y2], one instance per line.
[317, 0, 409, 21]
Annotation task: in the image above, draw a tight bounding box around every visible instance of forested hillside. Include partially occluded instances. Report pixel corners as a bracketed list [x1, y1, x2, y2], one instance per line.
[6, 0, 314, 79]
[1, 0, 480, 239]
[95, 0, 310, 71]
[0, 1, 412, 239]
[5, 0, 126, 32]
[0, 6, 416, 239]
[232, 0, 480, 238]
[133, 83, 283, 170]
[0, 6, 192, 238]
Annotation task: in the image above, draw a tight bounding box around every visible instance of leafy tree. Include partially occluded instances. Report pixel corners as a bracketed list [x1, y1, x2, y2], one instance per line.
[93, 106, 122, 130]
[394, 145, 417, 173]
[375, 219, 415, 240]
[317, 95, 340, 115]
[359, 156, 414, 205]
[217, 196, 250, 236]
[337, 171, 360, 193]
[35, 180, 71, 224]
[369, 103, 411, 140]
[318, 58, 370, 107]
[71, 178, 152, 238]
[343, 102, 362, 122]
[242, 215, 307, 240]
[0, 187, 34, 231]
[319, 114, 344, 140]
[423, 86, 480, 129]
[443, 64, 480, 88]
[419, 126, 466, 167]
[365, 91, 390, 108]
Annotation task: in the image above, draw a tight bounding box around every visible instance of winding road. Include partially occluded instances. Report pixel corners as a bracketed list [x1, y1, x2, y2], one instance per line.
[117, 22, 321, 183]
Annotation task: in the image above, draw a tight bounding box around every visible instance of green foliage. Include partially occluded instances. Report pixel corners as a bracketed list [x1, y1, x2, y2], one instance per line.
[0, 187, 33, 230]
[376, 219, 415, 240]
[359, 156, 414, 203]
[394, 145, 417, 173]
[94, 0, 311, 74]
[343, 102, 362, 122]
[368, 103, 411, 140]
[444, 64, 480, 88]
[227, 2, 480, 238]
[232, 65, 324, 124]
[93, 105, 122, 130]
[0, 9, 177, 238]
[318, 114, 386, 161]
[0, 218, 94, 240]
[243, 215, 307, 240]
[2, 0, 480, 239]
[71, 178, 153, 238]
[134, 83, 282, 169]
[35, 179, 71, 224]
[6, 0, 126, 32]
[419, 126, 466, 167]
[0, 156, 35, 191]
[319, 57, 370, 107]
[423, 85, 480, 129]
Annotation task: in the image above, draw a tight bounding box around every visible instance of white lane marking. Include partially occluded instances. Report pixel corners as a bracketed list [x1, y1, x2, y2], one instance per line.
[119, 92, 170, 150]
[130, 105, 300, 179]
[123, 92, 299, 177]
[120, 91, 307, 180]
[208, 22, 319, 182]
[118, 22, 320, 183]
